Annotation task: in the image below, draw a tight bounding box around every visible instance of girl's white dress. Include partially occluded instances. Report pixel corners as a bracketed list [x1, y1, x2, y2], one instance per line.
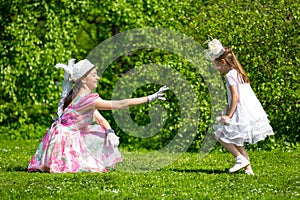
[214, 69, 274, 146]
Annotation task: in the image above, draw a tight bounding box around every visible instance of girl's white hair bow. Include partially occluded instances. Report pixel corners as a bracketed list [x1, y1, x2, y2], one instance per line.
[205, 38, 225, 60]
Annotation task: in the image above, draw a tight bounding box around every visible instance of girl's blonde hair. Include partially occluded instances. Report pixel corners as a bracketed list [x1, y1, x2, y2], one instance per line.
[216, 47, 250, 83]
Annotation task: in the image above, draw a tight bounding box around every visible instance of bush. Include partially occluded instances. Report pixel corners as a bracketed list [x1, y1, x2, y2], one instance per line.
[0, 0, 299, 151]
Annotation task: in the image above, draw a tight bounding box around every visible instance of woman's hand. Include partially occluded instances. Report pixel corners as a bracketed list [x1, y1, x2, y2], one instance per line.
[147, 86, 169, 103]
[106, 129, 120, 147]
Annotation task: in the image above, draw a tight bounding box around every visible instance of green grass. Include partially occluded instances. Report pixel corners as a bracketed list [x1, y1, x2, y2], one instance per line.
[0, 139, 299, 199]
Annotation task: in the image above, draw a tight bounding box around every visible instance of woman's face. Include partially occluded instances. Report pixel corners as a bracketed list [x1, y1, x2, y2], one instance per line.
[84, 68, 99, 90]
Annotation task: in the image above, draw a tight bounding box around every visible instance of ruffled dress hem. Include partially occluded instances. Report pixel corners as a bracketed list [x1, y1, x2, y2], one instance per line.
[214, 117, 274, 146]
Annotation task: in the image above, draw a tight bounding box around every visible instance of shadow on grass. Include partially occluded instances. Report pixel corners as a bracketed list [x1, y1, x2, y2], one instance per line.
[4, 166, 28, 172]
[167, 168, 228, 174]
[4, 165, 229, 174]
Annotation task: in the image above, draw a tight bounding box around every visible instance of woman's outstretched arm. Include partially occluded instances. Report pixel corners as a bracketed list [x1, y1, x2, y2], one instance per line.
[94, 97, 148, 110]
[94, 86, 168, 110]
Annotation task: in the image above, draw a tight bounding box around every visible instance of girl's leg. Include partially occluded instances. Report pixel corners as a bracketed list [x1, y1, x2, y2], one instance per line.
[216, 138, 250, 173]
[217, 139, 241, 158]
[236, 145, 254, 175]
[235, 145, 249, 160]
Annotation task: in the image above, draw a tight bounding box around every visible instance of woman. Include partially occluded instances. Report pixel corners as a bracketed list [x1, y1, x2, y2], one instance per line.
[28, 58, 168, 173]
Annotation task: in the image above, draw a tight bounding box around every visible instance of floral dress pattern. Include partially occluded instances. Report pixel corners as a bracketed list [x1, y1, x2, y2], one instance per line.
[28, 93, 122, 173]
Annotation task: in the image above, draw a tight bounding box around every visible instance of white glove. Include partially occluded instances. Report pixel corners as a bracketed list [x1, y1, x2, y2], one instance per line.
[147, 86, 169, 103]
[106, 129, 120, 148]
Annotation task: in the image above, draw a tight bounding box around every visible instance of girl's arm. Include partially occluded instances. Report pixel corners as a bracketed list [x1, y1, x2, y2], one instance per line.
[220, 85, 239, 124]
[227, 85, 239, 118]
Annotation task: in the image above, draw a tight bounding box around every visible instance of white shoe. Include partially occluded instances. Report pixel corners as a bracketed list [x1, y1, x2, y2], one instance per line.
[229, 156, 250, 173]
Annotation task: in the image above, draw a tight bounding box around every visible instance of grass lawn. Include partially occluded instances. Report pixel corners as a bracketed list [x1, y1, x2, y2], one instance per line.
[0, 139, 299, 199]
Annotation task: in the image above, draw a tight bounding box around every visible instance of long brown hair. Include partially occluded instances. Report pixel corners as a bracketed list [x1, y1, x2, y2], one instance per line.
[63, 67, 95, 110]
[216, 47, 250, 83]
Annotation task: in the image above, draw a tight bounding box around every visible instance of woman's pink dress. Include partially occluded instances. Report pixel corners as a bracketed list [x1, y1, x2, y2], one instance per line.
[28, 93, 122, 173]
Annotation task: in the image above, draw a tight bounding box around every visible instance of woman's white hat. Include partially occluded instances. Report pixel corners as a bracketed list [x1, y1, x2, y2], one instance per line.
[71, 59, 95, 82]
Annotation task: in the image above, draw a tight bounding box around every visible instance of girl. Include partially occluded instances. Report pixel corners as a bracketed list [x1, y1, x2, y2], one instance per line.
[28, 58, 168, 173]
[206, 39, 274, 175]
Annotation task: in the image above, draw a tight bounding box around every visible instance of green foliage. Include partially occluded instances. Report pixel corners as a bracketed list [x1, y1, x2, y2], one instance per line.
[0, 140, 300, 199]
[0, 0, 89, 138]
[0, 0, 299, 150]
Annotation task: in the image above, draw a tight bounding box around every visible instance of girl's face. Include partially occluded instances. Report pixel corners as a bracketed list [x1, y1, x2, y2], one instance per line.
[213, 59, 231, 74]
[83, 68, 99, 90]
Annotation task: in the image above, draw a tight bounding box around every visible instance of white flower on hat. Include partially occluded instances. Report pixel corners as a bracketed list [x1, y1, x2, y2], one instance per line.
[205, 38, 225, 60]
[55, 58, 75, 81]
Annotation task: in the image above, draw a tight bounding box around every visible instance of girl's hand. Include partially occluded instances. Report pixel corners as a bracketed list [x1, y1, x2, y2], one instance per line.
[220, 115, 230, 125]
[217, 109, 227, 117]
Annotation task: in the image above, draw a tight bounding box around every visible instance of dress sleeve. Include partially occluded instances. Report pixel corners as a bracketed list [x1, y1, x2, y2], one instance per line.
[225, 69, 238, 86]
[73, 93, 99, 110]
[71, 93, 100, 129]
